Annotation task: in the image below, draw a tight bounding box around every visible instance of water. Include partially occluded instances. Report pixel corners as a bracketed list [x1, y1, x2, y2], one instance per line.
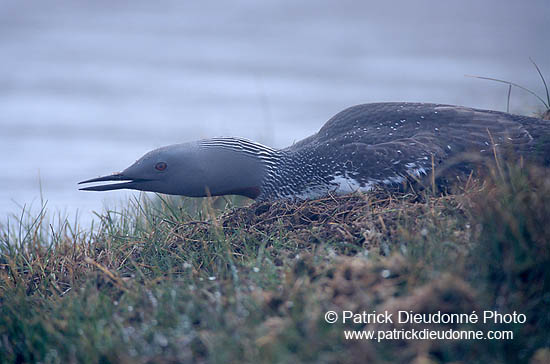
[1, 0, 549, 222]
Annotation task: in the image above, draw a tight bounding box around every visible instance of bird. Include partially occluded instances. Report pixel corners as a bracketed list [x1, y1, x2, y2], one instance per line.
[79, 102, 549, 200]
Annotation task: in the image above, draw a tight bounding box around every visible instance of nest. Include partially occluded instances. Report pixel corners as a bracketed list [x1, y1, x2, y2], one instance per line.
[218, 189, 464, 253]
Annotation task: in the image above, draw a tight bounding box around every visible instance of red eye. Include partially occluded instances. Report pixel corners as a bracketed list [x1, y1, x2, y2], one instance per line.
[155, 162, 167, 171]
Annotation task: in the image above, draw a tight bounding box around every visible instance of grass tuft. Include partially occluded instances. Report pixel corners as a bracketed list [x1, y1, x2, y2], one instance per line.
[1, 163, 549, 363]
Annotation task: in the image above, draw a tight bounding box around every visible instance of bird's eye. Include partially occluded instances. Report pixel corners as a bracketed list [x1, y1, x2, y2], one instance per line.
[155, 162, 167, 171]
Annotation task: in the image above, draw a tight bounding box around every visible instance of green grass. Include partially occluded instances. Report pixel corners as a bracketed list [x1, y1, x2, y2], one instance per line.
[1, 163, 550, 363]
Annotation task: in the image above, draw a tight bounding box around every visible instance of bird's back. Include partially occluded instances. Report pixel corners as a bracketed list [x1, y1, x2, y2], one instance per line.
[284, 102, 547, 189]
[292, 102, 539, 148]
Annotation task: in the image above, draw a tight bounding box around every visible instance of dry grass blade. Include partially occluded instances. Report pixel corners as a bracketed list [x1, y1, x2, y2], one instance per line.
[530, 57, 550, 108]
[466, 74, 549, 109]
[486, 128, 503, 180]
[84, 257, 128, 292]
[506, 83, 512, 112]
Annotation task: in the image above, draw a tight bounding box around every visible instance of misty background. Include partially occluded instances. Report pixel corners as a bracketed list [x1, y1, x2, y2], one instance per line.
[1, 0, 549, 222]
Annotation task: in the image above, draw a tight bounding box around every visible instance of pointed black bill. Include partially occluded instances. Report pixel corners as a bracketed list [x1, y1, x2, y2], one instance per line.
[79, 173, 127, 185]
[78, 173, 150, 192]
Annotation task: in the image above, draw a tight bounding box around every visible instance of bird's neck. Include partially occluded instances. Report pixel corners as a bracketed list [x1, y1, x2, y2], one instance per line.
[199, 137, 329, 200]
[259, 145, 331, 200]
[198, 137, 283, 199]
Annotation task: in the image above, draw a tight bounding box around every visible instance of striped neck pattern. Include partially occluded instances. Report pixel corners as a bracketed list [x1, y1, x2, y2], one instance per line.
[198, 137, 331, 200]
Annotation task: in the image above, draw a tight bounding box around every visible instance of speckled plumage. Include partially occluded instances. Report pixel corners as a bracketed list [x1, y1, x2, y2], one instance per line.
[225, 102, 543, 200]
[80, 102, 548, 200]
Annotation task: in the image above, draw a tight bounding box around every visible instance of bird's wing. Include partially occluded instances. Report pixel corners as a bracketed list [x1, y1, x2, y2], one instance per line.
[304, 103, 537, 186]
[313, 102, 533, 147]
[327, 136, 446, 186]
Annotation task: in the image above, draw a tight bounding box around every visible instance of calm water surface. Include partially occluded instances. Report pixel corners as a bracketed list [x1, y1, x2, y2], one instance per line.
[1, 0, 549, 223]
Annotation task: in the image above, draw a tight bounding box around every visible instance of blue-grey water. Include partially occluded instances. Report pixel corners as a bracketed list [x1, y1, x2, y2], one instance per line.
[1, 0, 549, 222]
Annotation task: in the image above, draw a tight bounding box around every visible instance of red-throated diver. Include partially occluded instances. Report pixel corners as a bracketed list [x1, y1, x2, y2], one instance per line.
[79, 102, 548, 200]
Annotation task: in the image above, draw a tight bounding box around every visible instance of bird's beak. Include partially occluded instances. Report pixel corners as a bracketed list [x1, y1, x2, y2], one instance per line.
[78, 173, 150, 191]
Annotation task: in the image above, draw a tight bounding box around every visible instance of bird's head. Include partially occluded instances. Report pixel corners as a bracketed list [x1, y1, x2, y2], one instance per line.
[79, 140, 266, 199]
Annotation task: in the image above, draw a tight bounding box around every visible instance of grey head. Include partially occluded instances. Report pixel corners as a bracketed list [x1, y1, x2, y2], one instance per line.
[79, 140, 267, 199]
